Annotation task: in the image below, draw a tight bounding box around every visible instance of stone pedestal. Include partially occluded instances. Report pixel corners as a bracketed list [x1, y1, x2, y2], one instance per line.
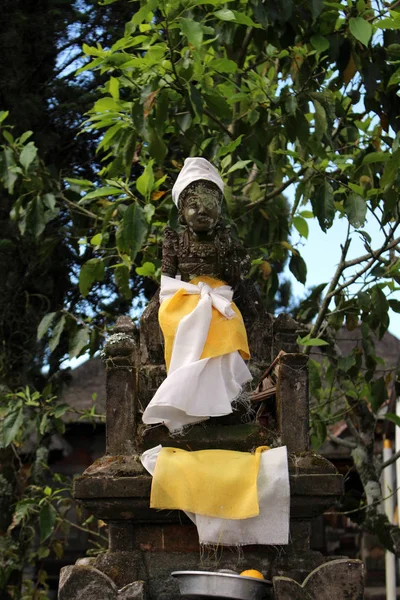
[59, 314, 364, 600]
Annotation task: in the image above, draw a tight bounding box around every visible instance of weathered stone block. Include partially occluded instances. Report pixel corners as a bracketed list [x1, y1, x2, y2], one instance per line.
[58, 565, 118, 600]
[273, 558, 364, 600]
[119, 581, 146, 600]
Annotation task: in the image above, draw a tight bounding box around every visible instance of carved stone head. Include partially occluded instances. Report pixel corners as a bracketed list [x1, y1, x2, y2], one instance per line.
[178, 180, 223, 232]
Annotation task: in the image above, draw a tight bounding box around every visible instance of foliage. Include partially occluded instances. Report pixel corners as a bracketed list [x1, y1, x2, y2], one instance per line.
[0, 385, 107, 599]
[2, 0, 400, 590]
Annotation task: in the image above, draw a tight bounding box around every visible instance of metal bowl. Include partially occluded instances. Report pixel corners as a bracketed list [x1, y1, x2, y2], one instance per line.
[171, 570, 272, 600]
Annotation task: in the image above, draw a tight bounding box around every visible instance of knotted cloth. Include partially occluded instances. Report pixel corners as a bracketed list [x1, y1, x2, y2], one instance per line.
[141, 444, 290, 546]
[142, 275, 251, 432]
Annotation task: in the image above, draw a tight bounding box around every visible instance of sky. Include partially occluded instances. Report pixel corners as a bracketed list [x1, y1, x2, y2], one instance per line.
[287, 209, 400, 336]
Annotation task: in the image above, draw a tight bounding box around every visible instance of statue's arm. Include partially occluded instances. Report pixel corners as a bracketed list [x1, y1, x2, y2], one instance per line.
[161, 227, 179, 277]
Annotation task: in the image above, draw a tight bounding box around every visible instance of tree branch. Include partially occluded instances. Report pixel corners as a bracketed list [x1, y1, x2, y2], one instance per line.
[328, 433, 357, 449]
[245, 166, 308, 211]
[379, 448, 400, 476]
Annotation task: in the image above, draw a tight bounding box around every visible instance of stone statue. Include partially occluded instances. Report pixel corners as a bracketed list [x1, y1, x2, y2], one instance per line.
[161, 179, 250, 288]
[141, 158, 252, 432]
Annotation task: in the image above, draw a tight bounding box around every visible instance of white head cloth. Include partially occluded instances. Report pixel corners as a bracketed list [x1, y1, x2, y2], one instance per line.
[171, 157, 224, 207]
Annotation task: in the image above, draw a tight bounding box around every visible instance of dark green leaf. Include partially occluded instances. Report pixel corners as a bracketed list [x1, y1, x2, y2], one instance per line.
[338, 353, 357, 372]
[49, 315, 67, 352]
[79, 259, 105, 297]
[369, 377, 387, 412]
[69, 327, 90, 359]
[371, 285, 389, 322]
[24, 197, 45, 237]
[116, 203, 148, 261]
[313, 99, 327, 140]
[1, 409, 24, 447]
[114, 265, 132, 299]
[381, 149, 400, 189]
[345, 193, 366, 227]
[389, 299, 400, 313]
[289, 253, 307, 284]
[384, 413, 400, 427]
[188, 84, 203, 119]
[39, 503, 56, 543]
[310, 35, 329, 53]
[310, 181, 335, 232]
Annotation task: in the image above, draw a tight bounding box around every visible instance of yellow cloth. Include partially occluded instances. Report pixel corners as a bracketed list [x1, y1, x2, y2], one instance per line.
[159, 276, 250, 372]
[150, 446, 269, 519]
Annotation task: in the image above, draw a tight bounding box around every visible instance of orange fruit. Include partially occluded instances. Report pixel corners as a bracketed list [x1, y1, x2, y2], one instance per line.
[239, 569, 264, 580]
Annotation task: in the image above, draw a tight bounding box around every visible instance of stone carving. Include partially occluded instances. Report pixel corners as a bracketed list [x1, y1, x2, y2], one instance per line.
[58, 566, 146, 600]
[273, 558, 365, 600]
[162, 179, 249, 288]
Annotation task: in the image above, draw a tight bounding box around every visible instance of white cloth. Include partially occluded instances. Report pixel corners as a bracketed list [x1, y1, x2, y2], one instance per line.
[171, 157, 224, 206]
[141, 445, 290, 546]
[142, 276, 252, 432]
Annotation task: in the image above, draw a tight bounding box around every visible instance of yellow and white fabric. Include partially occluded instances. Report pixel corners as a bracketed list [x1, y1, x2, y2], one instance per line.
[148, 446, 266, 519]
[141, 444, 290, 546]
[171, 157, 224, 206]
[142, 275, 252, 432]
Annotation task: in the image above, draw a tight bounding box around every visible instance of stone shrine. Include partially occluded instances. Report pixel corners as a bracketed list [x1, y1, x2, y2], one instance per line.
[59, 159, 364, 599]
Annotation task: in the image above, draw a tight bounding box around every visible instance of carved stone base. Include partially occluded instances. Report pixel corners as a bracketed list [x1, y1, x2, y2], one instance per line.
[273, 559, 365, 600]
[58, 565, 146, 600]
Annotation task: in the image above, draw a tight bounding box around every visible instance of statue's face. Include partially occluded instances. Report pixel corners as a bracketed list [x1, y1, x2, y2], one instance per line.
[180, 181, 221, 232]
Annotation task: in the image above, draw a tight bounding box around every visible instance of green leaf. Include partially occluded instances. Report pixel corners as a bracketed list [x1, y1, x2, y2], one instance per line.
[338, 353, 356, 372]
[19, 142, 37, 171]
[90, 233, 102, 246]
[39, 503, 56, 543]
[293, 216, 309, 238]
[114, 264, 132, 300]
[381, 149, 400, 189]
[136, 161, 155, 200]
[81, 186, 121, 203]
[369, 377, 387, 412]
[384, 413, 400, 428]
[26, 197, 44, 237]
[289, 253, 307, 284]
[298, 335, 329, 346]
[389, 299, 400, 313]
[214, 8, 235, 21]
[180, 18, 203, 49]
[131, 0, 157, 26]
[313, 99, 327, 140]
[209, 58, 238, 74]
[310, 181, 335, 232]
[345, 193, 366, 227]
[135, 261, 156, 277]
[349, 17, 372, 47]
[49, 315, 67, 352]
[371, 285, 389, 323]
[69, 327, 90, 359]
[227, 160, 252, 174]
[362, 152, 389, 165]
[310, 35, 329, 53]
[0, 110, 9, 124]
[79, 258, 105, 297]
[1, 409, 24, 447]
[116, 203, 148, 261]
[37, 312, 57, 340]
[109, 76, 120, 100]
